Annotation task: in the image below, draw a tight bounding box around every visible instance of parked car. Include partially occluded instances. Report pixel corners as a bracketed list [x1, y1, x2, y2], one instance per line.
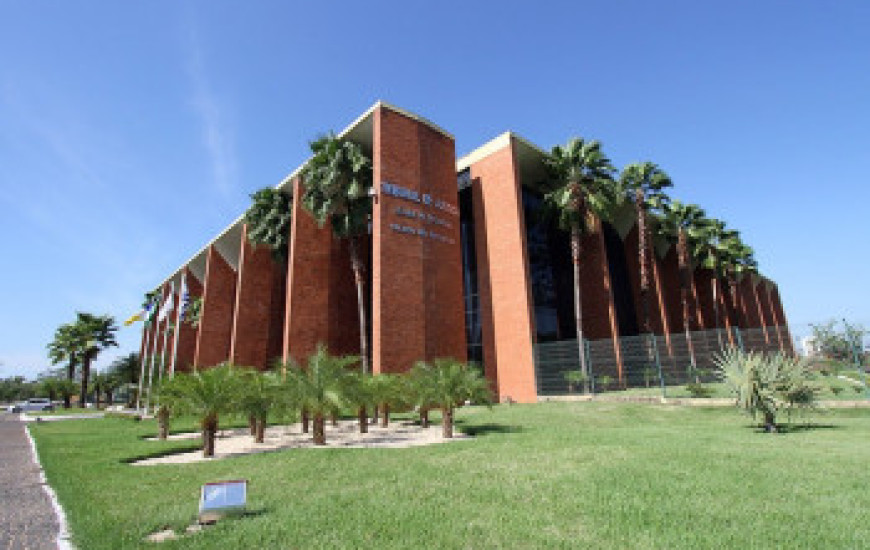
[7, 398, 54, 413]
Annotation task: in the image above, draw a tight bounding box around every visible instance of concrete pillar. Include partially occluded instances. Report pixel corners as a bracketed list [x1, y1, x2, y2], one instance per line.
[173, 267, 202, 373]
[194, 244, 237, 368]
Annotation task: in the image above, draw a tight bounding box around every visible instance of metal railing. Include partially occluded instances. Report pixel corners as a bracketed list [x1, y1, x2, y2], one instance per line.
[534, 326, 792, 396]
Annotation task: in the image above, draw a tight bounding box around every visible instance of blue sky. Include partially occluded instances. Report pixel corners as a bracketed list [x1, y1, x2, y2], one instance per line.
[1, 1, 867, 379]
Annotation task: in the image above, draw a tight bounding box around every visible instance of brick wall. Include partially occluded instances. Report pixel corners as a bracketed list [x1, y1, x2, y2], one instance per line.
[467, 138, 537, 403]
[194, 245, 237, 368]
[372, 106, 466, 376]
[230, 224, 287, 369]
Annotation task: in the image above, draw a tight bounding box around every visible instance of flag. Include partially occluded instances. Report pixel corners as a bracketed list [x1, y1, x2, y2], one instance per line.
[178, 274, 190, 321]
[143, 300, 158, 328]
[157, 288, 175, 322]
[124, 309, 145, 326]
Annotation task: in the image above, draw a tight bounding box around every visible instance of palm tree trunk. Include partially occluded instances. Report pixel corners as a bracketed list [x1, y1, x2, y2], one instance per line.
[349, 238, 369, 374]
[420, 407, 429, 428]
[677, 231, 698, 379]
[636, 191, 652, 335]
[711, 276, 723, 349]
[158, 406, 169, 440]
[331, 412, 338, 427]
[79, 354, 92, 408]
[248, 414, 257, 436]
[441, 406, 454, 438]
[763, 411, 777, 433]
[301, 408, 309, 433]
[202, 416, 217, 457]
[65, 355, 76, 409]
[380, 403, 389, 427]
[358, 406, 368, 433]
[313, 413, 326, 445]
[255, 417, 266, 443]
[571, 225, 590, 394]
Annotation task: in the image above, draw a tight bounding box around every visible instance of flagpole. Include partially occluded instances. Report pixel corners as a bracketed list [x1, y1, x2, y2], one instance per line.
[136, 323, 152, 411]
[169, 274, 186, 378]
[145, 299, 162, 415]
[158, 281, 175, 385]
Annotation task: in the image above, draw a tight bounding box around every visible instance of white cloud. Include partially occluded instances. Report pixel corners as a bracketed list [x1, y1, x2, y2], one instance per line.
[185, 26, 238, 199]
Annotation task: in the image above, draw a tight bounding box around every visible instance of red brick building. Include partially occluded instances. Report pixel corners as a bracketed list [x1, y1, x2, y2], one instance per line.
[141, 103, 792, 403]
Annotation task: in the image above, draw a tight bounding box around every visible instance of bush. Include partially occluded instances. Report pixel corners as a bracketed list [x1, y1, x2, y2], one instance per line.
[714, 347, 817, 433]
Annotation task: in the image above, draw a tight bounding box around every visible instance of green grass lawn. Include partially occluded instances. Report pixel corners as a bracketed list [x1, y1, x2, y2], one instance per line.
[597, 377, 869, 401]
[26, 408, 106, 416]
[29, 403, 870, 549]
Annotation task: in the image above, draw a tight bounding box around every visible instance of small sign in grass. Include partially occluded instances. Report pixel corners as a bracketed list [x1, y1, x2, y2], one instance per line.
[199, 480, 247, 522]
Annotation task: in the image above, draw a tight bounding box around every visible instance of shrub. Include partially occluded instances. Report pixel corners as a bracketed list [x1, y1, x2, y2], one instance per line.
[685, 383, 714, 399]
[714, 347, 817, 433]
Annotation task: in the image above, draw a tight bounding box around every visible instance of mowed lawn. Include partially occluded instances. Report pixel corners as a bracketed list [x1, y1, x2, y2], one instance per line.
[29, 403, 870, 549]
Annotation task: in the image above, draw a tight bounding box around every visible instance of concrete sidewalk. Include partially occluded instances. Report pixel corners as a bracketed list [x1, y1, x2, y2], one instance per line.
[0, 412, 62, 550]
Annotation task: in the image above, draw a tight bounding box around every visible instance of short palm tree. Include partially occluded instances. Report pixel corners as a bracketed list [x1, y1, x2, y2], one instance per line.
[238, 368, 284, 443]
[159, 364, 242, 457]
[301, 134, 373, 374]
[617, 162, 672, 336]
[342, 372, 377, 433]
[714, 347, 814, 432]
[658, 200, 709, 374]
[288, 344, 354, 445]
[370, 373, 406, 428]
[419, 359, 492, 438]
[542, 138, 616, 393]
[407, 362, 439, 428]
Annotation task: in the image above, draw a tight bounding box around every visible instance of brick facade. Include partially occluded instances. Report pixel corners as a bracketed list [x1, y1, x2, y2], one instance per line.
[194, 245, 237, 368]
[467, 138, 537, 402]
[372, 106, 466, 375]
[230, 224, 287, 369]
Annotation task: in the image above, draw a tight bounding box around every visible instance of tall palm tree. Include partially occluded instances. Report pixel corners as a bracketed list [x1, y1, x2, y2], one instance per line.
[72, 313, 119, 408]
[47, 323, 81, 408]
[718, 232, 758, 336]
[617, 162, 672, 337]
[108, 352, 141, 384]
[301, 134, 373, 374]
[159, 364, 242, 457]
[288, 344, 354, 445]
[696, 219, 737, 347]
[542, 138, 616, 393]
[658, 200, 708, 374]
[415, 358, 492, 438]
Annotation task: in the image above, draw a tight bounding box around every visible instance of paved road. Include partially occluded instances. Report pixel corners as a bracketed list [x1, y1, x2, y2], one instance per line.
[0, 412, 59, 550]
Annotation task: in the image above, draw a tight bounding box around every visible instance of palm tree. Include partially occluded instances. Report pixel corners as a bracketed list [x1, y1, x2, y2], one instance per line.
[243, 188, 293, 261]
[658, 200, 708, 375]
[542, 138, 616, 393]
[407, 362, 439, 428]
[47, 323, 81, 408]
[342, 372, 377, 433]
[288, 344, 354, 445]
[159, 364, 242, 457]
[719, 232, 757, 331]
[72, 313, 119, 408]
[370, 373, 406, 428]
[108, 352, 141, 385]
[238, 368, 284, 443]
[301, 134, 373, 374]
[617, 162, 673, 337]
[418, 359, 492, 438]
[696, 219, 738, 348]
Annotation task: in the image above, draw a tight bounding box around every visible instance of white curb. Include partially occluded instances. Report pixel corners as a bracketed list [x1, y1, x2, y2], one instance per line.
[24, 421, 74, 550]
